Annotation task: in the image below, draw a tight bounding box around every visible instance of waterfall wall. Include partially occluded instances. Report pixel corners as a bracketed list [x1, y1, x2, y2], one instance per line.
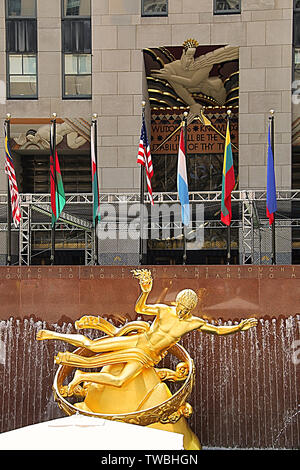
[0, 265, 299, 449]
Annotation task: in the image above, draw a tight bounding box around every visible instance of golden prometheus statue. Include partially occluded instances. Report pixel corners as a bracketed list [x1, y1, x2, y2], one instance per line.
[37, 269, 257, 450]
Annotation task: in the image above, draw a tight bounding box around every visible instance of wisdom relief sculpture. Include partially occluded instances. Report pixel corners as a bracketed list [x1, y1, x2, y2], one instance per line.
[13, 119, 89, 150]
[37, 269, 257, 450]
[151, 39, 239, 123]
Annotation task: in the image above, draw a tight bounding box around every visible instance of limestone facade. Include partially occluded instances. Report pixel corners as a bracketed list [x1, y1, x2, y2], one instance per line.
[0, 0, 294, 193]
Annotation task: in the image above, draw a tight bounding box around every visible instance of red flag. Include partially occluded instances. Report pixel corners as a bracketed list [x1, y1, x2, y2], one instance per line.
[4, 127, 21, 227]
[137, 116, 154, 205]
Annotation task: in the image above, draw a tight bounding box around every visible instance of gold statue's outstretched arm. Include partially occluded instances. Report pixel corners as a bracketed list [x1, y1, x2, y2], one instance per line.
[135, 291, 160, 316]
[199, 318, 258, 336]
[132, 269, 160, 316]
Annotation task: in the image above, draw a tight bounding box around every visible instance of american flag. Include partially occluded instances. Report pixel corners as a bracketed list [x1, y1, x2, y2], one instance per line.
[4, 126, 21, 227]
[137, 116, 154, 205]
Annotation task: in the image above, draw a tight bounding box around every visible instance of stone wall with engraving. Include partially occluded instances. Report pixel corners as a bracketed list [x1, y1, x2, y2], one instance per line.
[0, 265, 299, 448]
[0, 265, 300, 321]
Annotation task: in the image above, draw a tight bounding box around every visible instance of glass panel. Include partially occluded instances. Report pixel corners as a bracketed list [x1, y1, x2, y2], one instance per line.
[78, 54, 91, 74]
[214, 0, 240, 13]
[65, 74, 91, 96]
[9, 54, 23, 74]
[295, 49, 300, 81]
[65, 54, 78, 74]
[295, 0, 300, 10]
[23, 54, 36, 74]
[7, 0, 21, 16]
[10, 75, 36, 96]
[295, 13, 300, 46]
[64, 0, 90, 16]
[6, 19, 37, 53]
[62, 19, 91, 53]
[142, 0, 168, 15]
[7, 0, 36, 17]
[21, 0, 36, 16]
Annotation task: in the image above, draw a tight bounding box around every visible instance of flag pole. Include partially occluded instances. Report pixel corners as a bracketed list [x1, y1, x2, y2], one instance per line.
[50, 113, 57, 266]
[92, 113, 99, 265]
[5, 114, 12, 266]
[182, 111, 188, 266]
[226, 109, 232, 265]
[269, 109, 276, 265]
[139, 101, 146, 265]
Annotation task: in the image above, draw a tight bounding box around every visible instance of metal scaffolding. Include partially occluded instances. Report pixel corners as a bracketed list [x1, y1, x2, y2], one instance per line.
[0, 189, 299, 265]
[19, 201, 31, 266]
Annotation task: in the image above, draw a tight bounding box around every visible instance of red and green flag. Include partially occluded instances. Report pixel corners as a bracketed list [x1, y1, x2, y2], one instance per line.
[50, 126, 65, 226]
[221, 120, 235, 226]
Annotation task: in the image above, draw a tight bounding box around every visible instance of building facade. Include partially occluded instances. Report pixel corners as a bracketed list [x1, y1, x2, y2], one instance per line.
[0, 0, 298, 266]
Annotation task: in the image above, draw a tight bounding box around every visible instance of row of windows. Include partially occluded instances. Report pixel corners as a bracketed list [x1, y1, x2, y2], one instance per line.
[7, 53, 92, 99]
[5, 1, 242, 18]
[6, 0, 91, 18]
[145, 0, 300, 16]
[143, 1, 242, 16]
[5, 0, 300, 19]
[4, 0, 300, 99]
[141, 1, 241, 16]
[6, 0, 91, 99]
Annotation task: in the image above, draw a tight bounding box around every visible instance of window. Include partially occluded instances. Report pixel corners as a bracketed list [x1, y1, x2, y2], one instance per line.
[62, 19, 91, 53]
[294, 12, 300, 46]
[7, 53, 37, 97]
[63, 0, 90, 17]
[141, 0, 168, 16]
[6, 19, 37, 52]
[214, 0, 241, 14]
[6, 0, 36, 17]
[295, 0, 300, 10]
[62, 0, 91, 98]
[6, 0, 37, 98]
[64, 54, 91, 97]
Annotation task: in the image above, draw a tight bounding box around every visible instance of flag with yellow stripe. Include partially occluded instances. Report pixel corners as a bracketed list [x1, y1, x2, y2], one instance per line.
[221, 120, 235, 226]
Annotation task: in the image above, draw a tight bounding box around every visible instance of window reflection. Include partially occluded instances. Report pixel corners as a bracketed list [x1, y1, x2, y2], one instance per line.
[8, 53, 37, 97]
[214, 0, 240, 13]
[64, 54, 91, 97]
[64, 0, 90, 16]
[7, 0, 36, 17]
[142, 0, 168, 16]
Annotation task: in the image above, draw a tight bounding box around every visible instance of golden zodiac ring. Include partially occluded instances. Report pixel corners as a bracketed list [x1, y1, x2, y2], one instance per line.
[52, 343, 195, 427]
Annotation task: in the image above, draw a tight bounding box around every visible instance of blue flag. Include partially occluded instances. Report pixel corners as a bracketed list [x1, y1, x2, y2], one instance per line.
[266, 122, 277, 225]
[177, 127, 190, 226]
